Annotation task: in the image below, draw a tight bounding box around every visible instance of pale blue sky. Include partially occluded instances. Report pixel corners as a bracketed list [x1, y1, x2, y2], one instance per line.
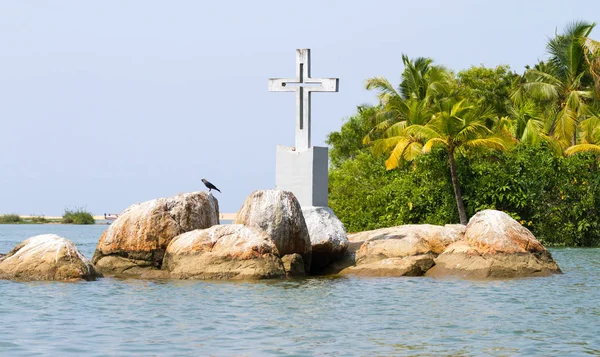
[1, 1, 598, 216]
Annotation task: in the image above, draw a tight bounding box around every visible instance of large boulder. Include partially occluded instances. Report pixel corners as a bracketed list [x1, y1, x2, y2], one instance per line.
[93, 191, 219, 276]
[163, 225, 285, 279]
[0, 234, 101, 281]
[302, 206, 348, 273]
[234, 190, 311, 272]
[325, 224, 465, 277]
[426, 210, 562, 278]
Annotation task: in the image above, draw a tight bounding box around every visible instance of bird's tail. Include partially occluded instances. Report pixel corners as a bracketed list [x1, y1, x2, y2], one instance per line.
[215, 188, 221, 193]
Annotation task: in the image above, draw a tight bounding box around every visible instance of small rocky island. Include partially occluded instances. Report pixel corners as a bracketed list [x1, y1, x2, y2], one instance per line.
[0, 190, 561, 281]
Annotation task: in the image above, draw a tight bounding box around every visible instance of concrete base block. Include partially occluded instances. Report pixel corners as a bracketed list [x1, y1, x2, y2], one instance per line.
[276, 145, 328, 207]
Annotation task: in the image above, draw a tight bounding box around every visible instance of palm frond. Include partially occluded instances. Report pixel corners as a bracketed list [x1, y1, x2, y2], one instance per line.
[404, 124, 443, 141]
[522, 82, 559, 101]
[553, 107, 578, 143]
[371, 136, 405, 158]
[565, 143, 600, 155]
[365, 77, 400, 103]
[579, 115, 600, 144]
[464, 137, 509, 151]
[403, 141, 424, 161]
[422, 138, 447, 153]
[383, 138, 411, 170]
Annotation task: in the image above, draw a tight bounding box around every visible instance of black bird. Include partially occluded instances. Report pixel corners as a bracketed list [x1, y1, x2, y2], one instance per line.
[201, 178, 221, 193]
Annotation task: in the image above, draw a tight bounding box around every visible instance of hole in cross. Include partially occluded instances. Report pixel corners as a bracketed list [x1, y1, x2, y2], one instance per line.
[282, 82, 322, 87]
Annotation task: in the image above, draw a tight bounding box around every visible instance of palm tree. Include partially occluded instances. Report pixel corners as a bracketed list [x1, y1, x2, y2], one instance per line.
[365, 55, 513, 224]
[363, 55, 453, 146]
[369, 98, 433, 168]
[565, 104, 600, 155]
[518, 21, 596, 147]
[505, 100, 563, 154]
[583, 37, 600, 97]
[371, 97, 513, 224]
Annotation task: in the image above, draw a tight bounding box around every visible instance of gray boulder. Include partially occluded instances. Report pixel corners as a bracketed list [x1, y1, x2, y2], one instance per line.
[234, 190, 311, 272]
[302, 206, 348, 273]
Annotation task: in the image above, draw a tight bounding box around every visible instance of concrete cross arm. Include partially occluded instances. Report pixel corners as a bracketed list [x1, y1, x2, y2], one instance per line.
[268, 78, 297, 92]
[267, 77, 339, 92]
[306, 77, 339, 92]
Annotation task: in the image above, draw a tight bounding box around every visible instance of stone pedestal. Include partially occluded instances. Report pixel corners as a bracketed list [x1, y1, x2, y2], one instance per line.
[276, 145, 328, 207]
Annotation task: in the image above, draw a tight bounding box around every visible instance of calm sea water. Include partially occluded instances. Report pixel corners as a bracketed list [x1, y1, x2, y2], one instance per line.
[0, 224, 599, 356]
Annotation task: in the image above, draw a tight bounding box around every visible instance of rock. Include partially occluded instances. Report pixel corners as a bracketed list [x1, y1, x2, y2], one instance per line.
[93, 191, 219, 276]
[321, 224, 463, 277]
[234, 190, 311, 272]
[426, 210, 562, 278]
[339, 229, 436, 277]
[347, 224, 465, 254]
[162, 225, 285, 279]
[342, 255, 436, 277]
[302, 206, 348, 274]
[281, 253, 305, 277]
[0, 234, 101, 281]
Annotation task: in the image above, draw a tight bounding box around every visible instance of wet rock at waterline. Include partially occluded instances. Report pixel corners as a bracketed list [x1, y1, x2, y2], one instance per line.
[426, 210, 562, 278]
[163, 225, 286, 279]
[92, 191, 219, 277]
[234, 190, 312, 272]
[281, 253, 306, 277]
[0, 234, 101, 281]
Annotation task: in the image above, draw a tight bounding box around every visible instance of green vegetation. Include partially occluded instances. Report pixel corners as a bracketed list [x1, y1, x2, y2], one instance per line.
[0, 215, 54, 224]
[0, 214, 23, 223]
[30, 216, 49, 224]
[328, 20, 600, 246]
[62, 208, 95, 225]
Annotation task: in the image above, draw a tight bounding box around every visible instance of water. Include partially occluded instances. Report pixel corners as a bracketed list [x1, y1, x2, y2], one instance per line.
[1, 225, 599, 356]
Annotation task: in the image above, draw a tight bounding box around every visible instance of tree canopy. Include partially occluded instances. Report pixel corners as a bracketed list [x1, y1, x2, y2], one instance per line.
[327, 20, 600, 246]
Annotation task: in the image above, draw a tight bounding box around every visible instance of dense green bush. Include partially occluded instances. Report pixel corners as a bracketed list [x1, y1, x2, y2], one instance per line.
[0, 214, 23, 223]
[329, 150, 458, 232]
[462, 145, 600, 246]
[62, 208, 95, 225]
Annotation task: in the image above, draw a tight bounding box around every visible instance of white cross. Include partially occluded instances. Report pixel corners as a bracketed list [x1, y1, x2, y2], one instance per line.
[268, 49, 339, 151]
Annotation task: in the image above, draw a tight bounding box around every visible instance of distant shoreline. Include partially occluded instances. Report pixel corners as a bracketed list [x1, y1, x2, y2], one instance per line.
[0, 213, 237, 224]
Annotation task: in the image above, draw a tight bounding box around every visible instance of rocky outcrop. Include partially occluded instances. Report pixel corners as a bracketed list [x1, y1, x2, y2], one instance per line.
[334, 226, 458, 276]
[0, 234, 101, 281]
[234, 190, 311, 272]
[163, 225, 285, 279]
[426, 210, 562, 278]
[92, 191, 219, 276]
[302, 206, 348, 274]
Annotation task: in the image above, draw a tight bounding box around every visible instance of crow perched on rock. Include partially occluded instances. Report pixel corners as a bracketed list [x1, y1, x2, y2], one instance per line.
[201, 179, 221, 193]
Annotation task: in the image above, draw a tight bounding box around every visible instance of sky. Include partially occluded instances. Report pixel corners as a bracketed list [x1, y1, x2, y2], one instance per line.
[1, 1, 599, 216]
